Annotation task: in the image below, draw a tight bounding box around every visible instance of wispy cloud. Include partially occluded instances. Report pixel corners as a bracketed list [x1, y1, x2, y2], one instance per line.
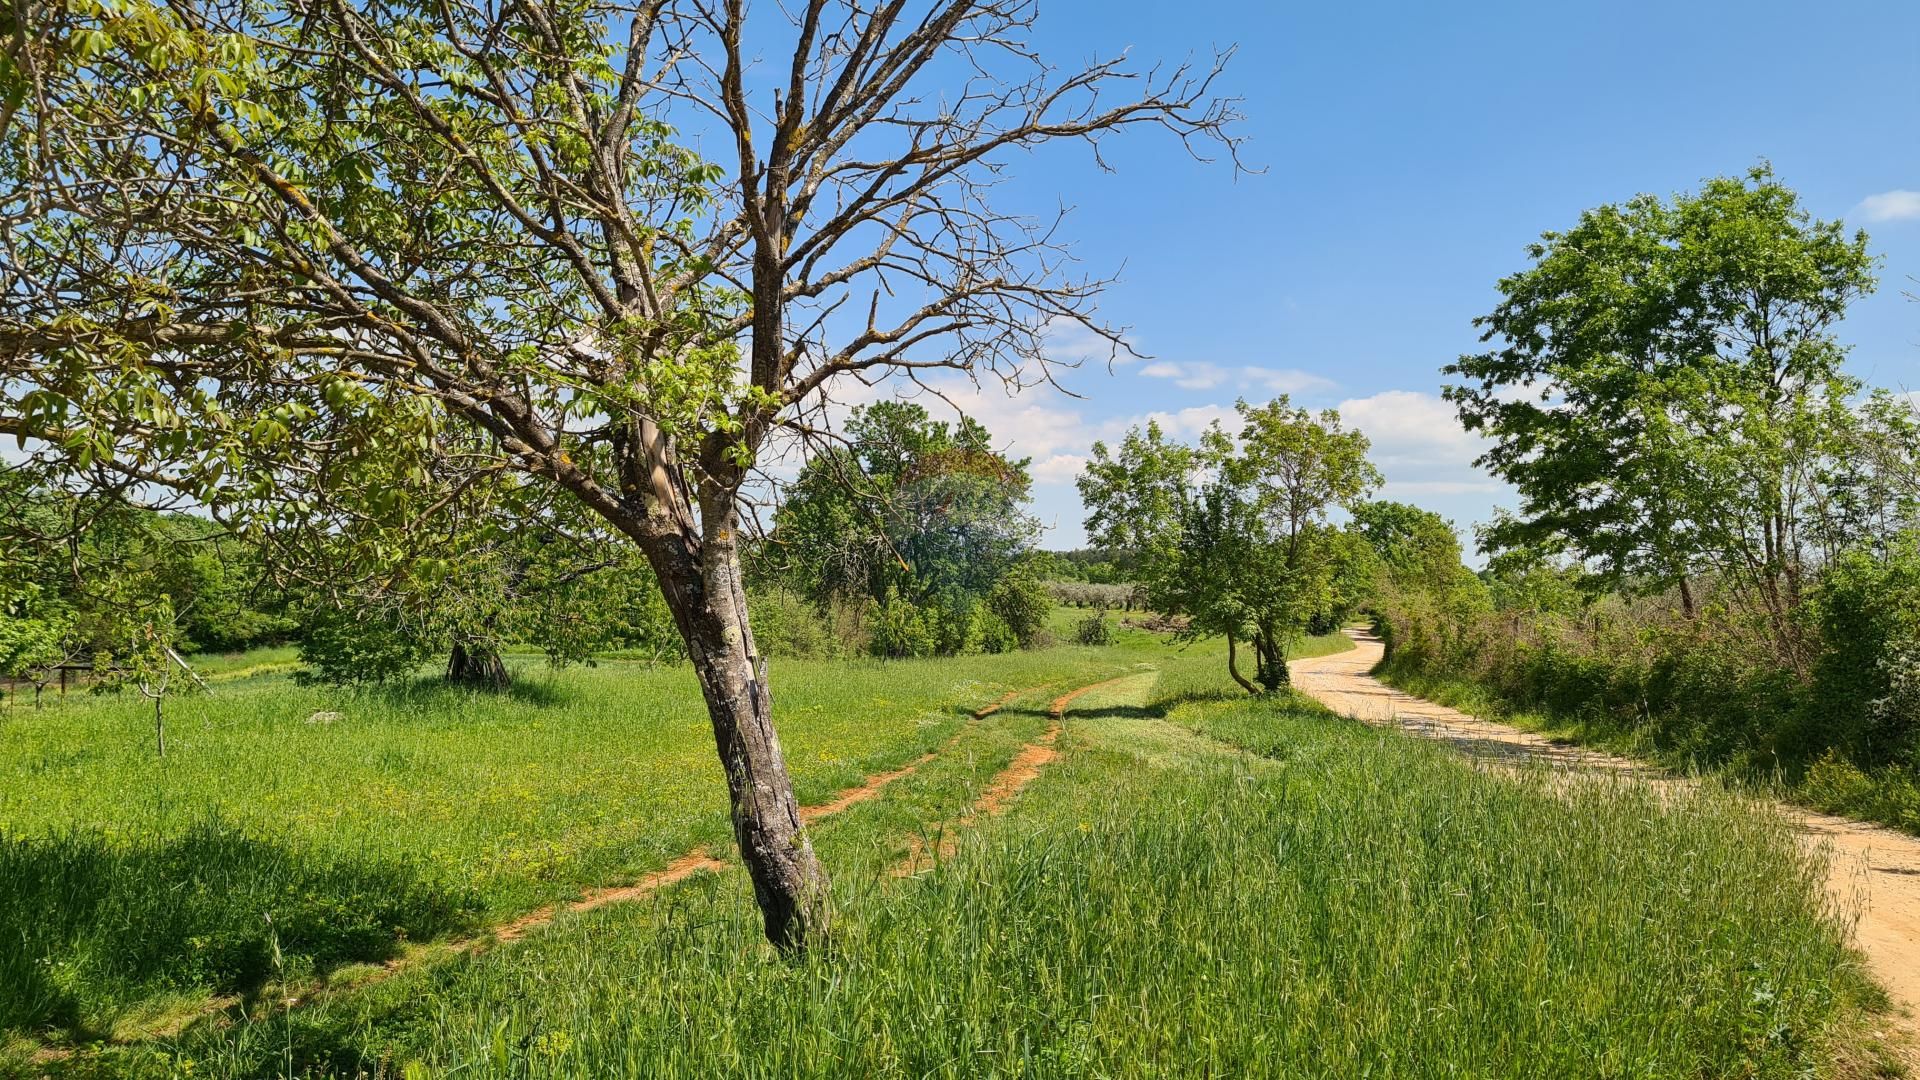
[1243, 366, 1338, 395]
[1856, 190, 1920, 223]
[1139, 361, 1337, 396]
[1138, 360, 1227, 390]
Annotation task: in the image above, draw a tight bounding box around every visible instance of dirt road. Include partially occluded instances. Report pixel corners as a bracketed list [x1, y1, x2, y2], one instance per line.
[1292, 630, 1920, 1047]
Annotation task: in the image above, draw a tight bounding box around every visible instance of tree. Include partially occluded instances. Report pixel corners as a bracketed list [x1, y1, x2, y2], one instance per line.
[1079, 398, 1379, 693]
[770, 401, 1037, 616]
[1446, 166, 1875, 665]
[0, 0, 1236, 947]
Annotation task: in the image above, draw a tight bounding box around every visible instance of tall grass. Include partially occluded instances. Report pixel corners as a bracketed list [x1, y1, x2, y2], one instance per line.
[1, 622, 1208, 1042]
[107, 644, 1871, 1080]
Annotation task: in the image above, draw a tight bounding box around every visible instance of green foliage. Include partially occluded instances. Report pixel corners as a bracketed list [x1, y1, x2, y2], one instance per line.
[1447, 166, 1877, 658]
[772, 403, 1038, 610]
[747, 586, 846, 662]
[865, 590, 937, 659]
[1073, 610, 1113, 646]
[1079, 397, 1380, 691]
[1804, 538, 1920, 766]
[296, 605, 438, 687]
[983, 572, 1052, 649]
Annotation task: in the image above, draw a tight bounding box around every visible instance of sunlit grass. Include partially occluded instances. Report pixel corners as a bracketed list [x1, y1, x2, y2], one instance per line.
[99, 646, 1874, 1079]
[1, 616, 1259, 1043]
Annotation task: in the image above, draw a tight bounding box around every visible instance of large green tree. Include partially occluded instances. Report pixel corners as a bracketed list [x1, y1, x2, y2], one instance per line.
[0, 0, 1235, 946]
[1446, 167, 1875, 663]
[1079, 398, 1379, 693]
[770, 401, 1037, 610]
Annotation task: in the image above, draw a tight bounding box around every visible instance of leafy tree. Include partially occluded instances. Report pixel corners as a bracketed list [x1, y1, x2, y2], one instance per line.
[772, 402, 1038, 610]
[1080, 398, 1379, 693]
[1447, 166, 1875, 665]
[0, 0, 1234, 946]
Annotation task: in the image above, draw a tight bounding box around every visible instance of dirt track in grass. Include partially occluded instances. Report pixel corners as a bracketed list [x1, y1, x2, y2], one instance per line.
[1292, 629, 1920, 1059]
[49, 681, 1069, 1060]
[890, 673, 1143, 876]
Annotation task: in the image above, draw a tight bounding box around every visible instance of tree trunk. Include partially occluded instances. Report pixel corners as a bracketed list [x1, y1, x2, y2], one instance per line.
[1226, 633, 1260, 696]
[1677, 576, 1696, 619]
[446, 641, 511, 691]
[666, 538, 829, 949]
[154, 695, 165, 758]
[1254, 628, 1290, 693]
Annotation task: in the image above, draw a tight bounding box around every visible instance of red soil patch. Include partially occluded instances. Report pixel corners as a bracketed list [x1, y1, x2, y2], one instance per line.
[798, 683, 1051, 823]
[893, 672, 1137, 876]
[489, 849, 728, 946]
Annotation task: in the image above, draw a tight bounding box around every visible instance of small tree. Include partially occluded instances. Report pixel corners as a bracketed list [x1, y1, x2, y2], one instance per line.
[1079, 398, 1379, 693]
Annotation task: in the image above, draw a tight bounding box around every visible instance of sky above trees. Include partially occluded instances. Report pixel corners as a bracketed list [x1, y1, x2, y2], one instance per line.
[840, 0, 1920, 553]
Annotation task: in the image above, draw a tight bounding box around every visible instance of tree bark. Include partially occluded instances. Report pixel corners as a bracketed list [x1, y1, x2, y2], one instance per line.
[1226, 633, 1260, 696]
[1254, 628, 1290, 693]
[446, 641, 511, 691]
[655, 530, 829, 949]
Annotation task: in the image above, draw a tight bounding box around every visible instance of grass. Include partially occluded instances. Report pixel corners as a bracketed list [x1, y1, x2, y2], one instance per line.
[0, 615, 1288, 1047]
[23, 629, 1882, 1079]
[1373, 654, 1920, 837]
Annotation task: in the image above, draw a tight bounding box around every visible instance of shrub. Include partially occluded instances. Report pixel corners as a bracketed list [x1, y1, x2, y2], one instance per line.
[977, 611, 1018, 654]
[986, 573, 1052, 648]
[925, 590, 983, 657]
[1074, 609, 1113, 646]
[296, 606, 435, 686]
[867, 591, 936, 658]
[749, 586, 838, 660]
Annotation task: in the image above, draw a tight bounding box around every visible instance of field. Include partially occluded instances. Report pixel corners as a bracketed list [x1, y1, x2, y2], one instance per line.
[0, 620, 1886, 1078]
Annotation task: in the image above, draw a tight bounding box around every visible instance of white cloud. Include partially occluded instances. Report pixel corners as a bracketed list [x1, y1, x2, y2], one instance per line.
[1042, 318, 1138, 368]
[1243, 366, 1338, 395]
[1856, 190, 1920, 223]
[1138, 361, 1338, 396]
[1138, 360, 1228, 390]
[1030, 453, 1088, 484]
[1335, 389, 1510, 503]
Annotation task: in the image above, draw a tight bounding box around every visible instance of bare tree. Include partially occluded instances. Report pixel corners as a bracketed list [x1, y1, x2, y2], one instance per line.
[0, 0, 1238, 946]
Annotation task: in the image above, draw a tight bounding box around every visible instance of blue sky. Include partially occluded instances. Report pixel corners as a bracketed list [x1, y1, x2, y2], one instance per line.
[871, 0, 1920, 553]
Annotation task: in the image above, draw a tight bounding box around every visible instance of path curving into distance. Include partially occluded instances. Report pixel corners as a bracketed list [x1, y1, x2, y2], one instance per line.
[1291, 629, 1920, 1056]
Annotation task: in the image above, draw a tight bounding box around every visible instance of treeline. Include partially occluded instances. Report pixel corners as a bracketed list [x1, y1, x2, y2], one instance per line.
[1, 401, 1073, 693]
[1379, 168, 1920, 831]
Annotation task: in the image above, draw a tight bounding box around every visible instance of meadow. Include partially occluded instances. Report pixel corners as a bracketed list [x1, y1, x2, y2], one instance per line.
[2, 620, 1886, 1078]
[0, 629, 1186, 1050]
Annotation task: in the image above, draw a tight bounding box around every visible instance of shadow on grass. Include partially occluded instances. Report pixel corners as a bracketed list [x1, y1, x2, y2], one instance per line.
[354, 672, 571, 710]
[0, 818, 482, 1041]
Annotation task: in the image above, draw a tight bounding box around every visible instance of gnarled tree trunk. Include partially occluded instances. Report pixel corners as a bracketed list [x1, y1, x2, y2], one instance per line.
[645, 517, 829, 949]
[608, 418, 830, 950]
[446, 641, 510, 691]
[1253, 627, 1290, 693]
[1226, 633, 1260, 696]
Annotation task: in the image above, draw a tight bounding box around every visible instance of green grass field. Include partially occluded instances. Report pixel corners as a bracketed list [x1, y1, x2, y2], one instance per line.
[1, 621, 1887, 1078]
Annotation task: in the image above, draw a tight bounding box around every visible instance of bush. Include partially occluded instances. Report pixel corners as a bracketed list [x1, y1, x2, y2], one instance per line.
[750, 586, 838, 660]
[1074, 609, 1113, 646]
[296, 606, 435, 686]
[925, 590, 984, 657]
[867, 591, 936, 658]
[977, 611, 1018, 654]
[986, 573, 1052, 648]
